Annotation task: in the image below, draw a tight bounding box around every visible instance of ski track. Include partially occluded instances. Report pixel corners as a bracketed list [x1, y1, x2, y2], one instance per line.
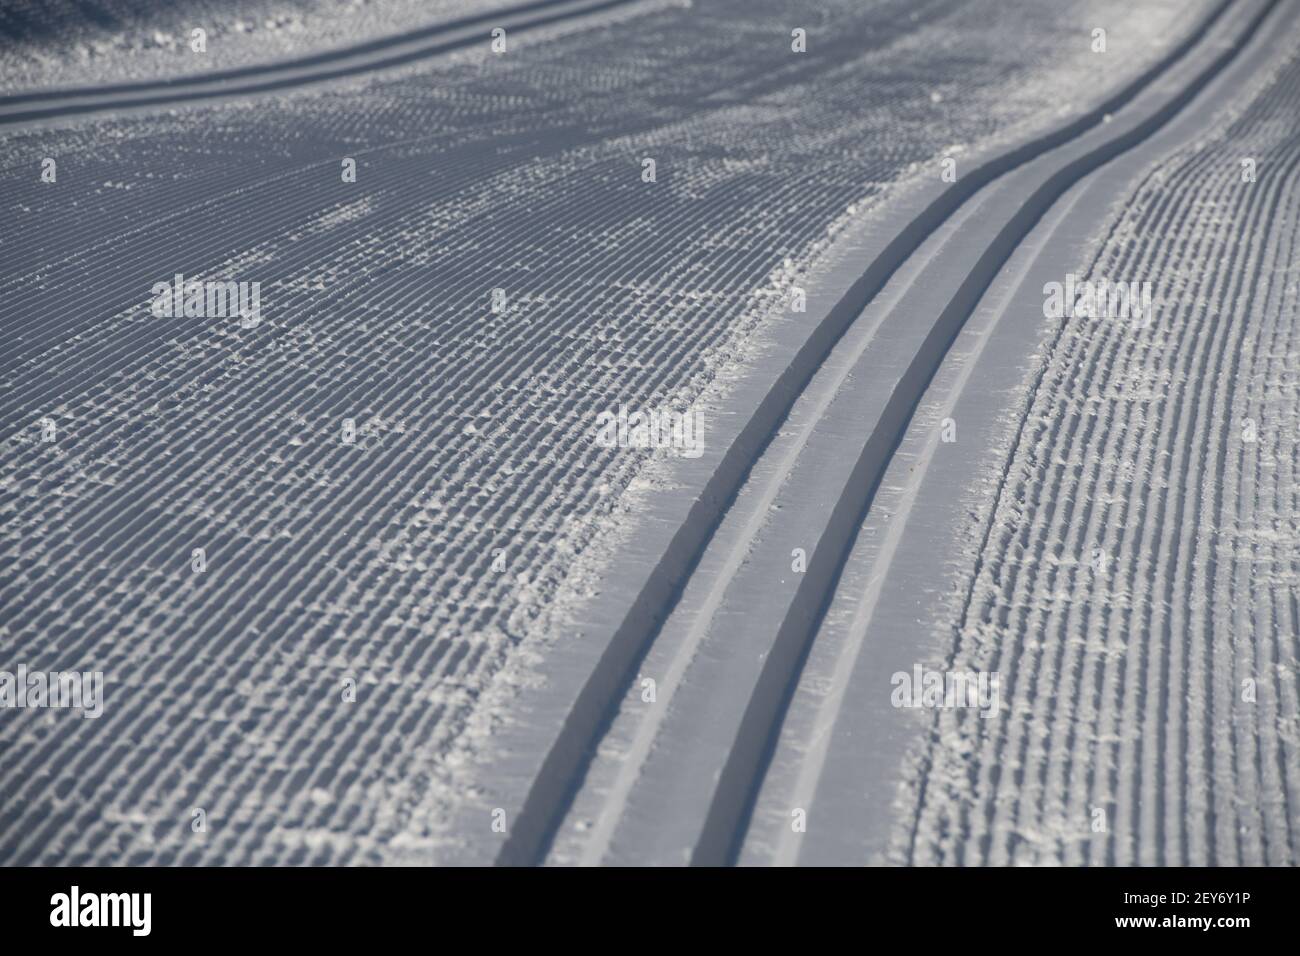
[901, 33, 1300, 866]
[533, 0, 1265, 866]
[0, 0, 530, 96]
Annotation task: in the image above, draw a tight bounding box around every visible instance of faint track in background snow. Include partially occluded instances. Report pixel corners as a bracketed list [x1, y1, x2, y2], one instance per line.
[0, 0, 642, 126]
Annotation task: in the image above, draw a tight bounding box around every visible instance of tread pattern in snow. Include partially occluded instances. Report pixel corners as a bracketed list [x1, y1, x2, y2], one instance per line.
[901, 36, 1300, 866]
[0, 0, 1212, 864]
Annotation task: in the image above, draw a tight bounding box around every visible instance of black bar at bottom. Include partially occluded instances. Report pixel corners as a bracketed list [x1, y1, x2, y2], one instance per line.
[0, 865, 1289, 944]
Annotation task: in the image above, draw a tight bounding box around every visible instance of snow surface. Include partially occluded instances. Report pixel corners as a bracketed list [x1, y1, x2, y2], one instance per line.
[0, 0, 1246, 865]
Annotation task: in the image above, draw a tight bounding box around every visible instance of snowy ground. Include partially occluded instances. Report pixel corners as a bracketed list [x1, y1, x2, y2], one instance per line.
[900, 18, 1300, 865]
[3, 0, 1291, 867]
[0, 0, 527, 94]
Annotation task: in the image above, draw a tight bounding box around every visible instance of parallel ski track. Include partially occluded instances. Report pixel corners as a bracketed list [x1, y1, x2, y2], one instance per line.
[505, 0, 1276, 866]
[905, 36, 1300, 866]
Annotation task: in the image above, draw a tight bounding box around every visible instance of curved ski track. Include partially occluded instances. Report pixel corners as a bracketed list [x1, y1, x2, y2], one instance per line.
[507, 0, 1284, 866]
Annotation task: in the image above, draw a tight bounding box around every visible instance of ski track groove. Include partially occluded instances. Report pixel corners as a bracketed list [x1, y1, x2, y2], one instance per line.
[0, 0, 649, 125]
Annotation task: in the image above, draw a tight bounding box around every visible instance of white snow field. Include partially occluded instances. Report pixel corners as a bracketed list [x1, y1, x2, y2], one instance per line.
[2, 0, 1293, 867]
[0, 0, 531, 95]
